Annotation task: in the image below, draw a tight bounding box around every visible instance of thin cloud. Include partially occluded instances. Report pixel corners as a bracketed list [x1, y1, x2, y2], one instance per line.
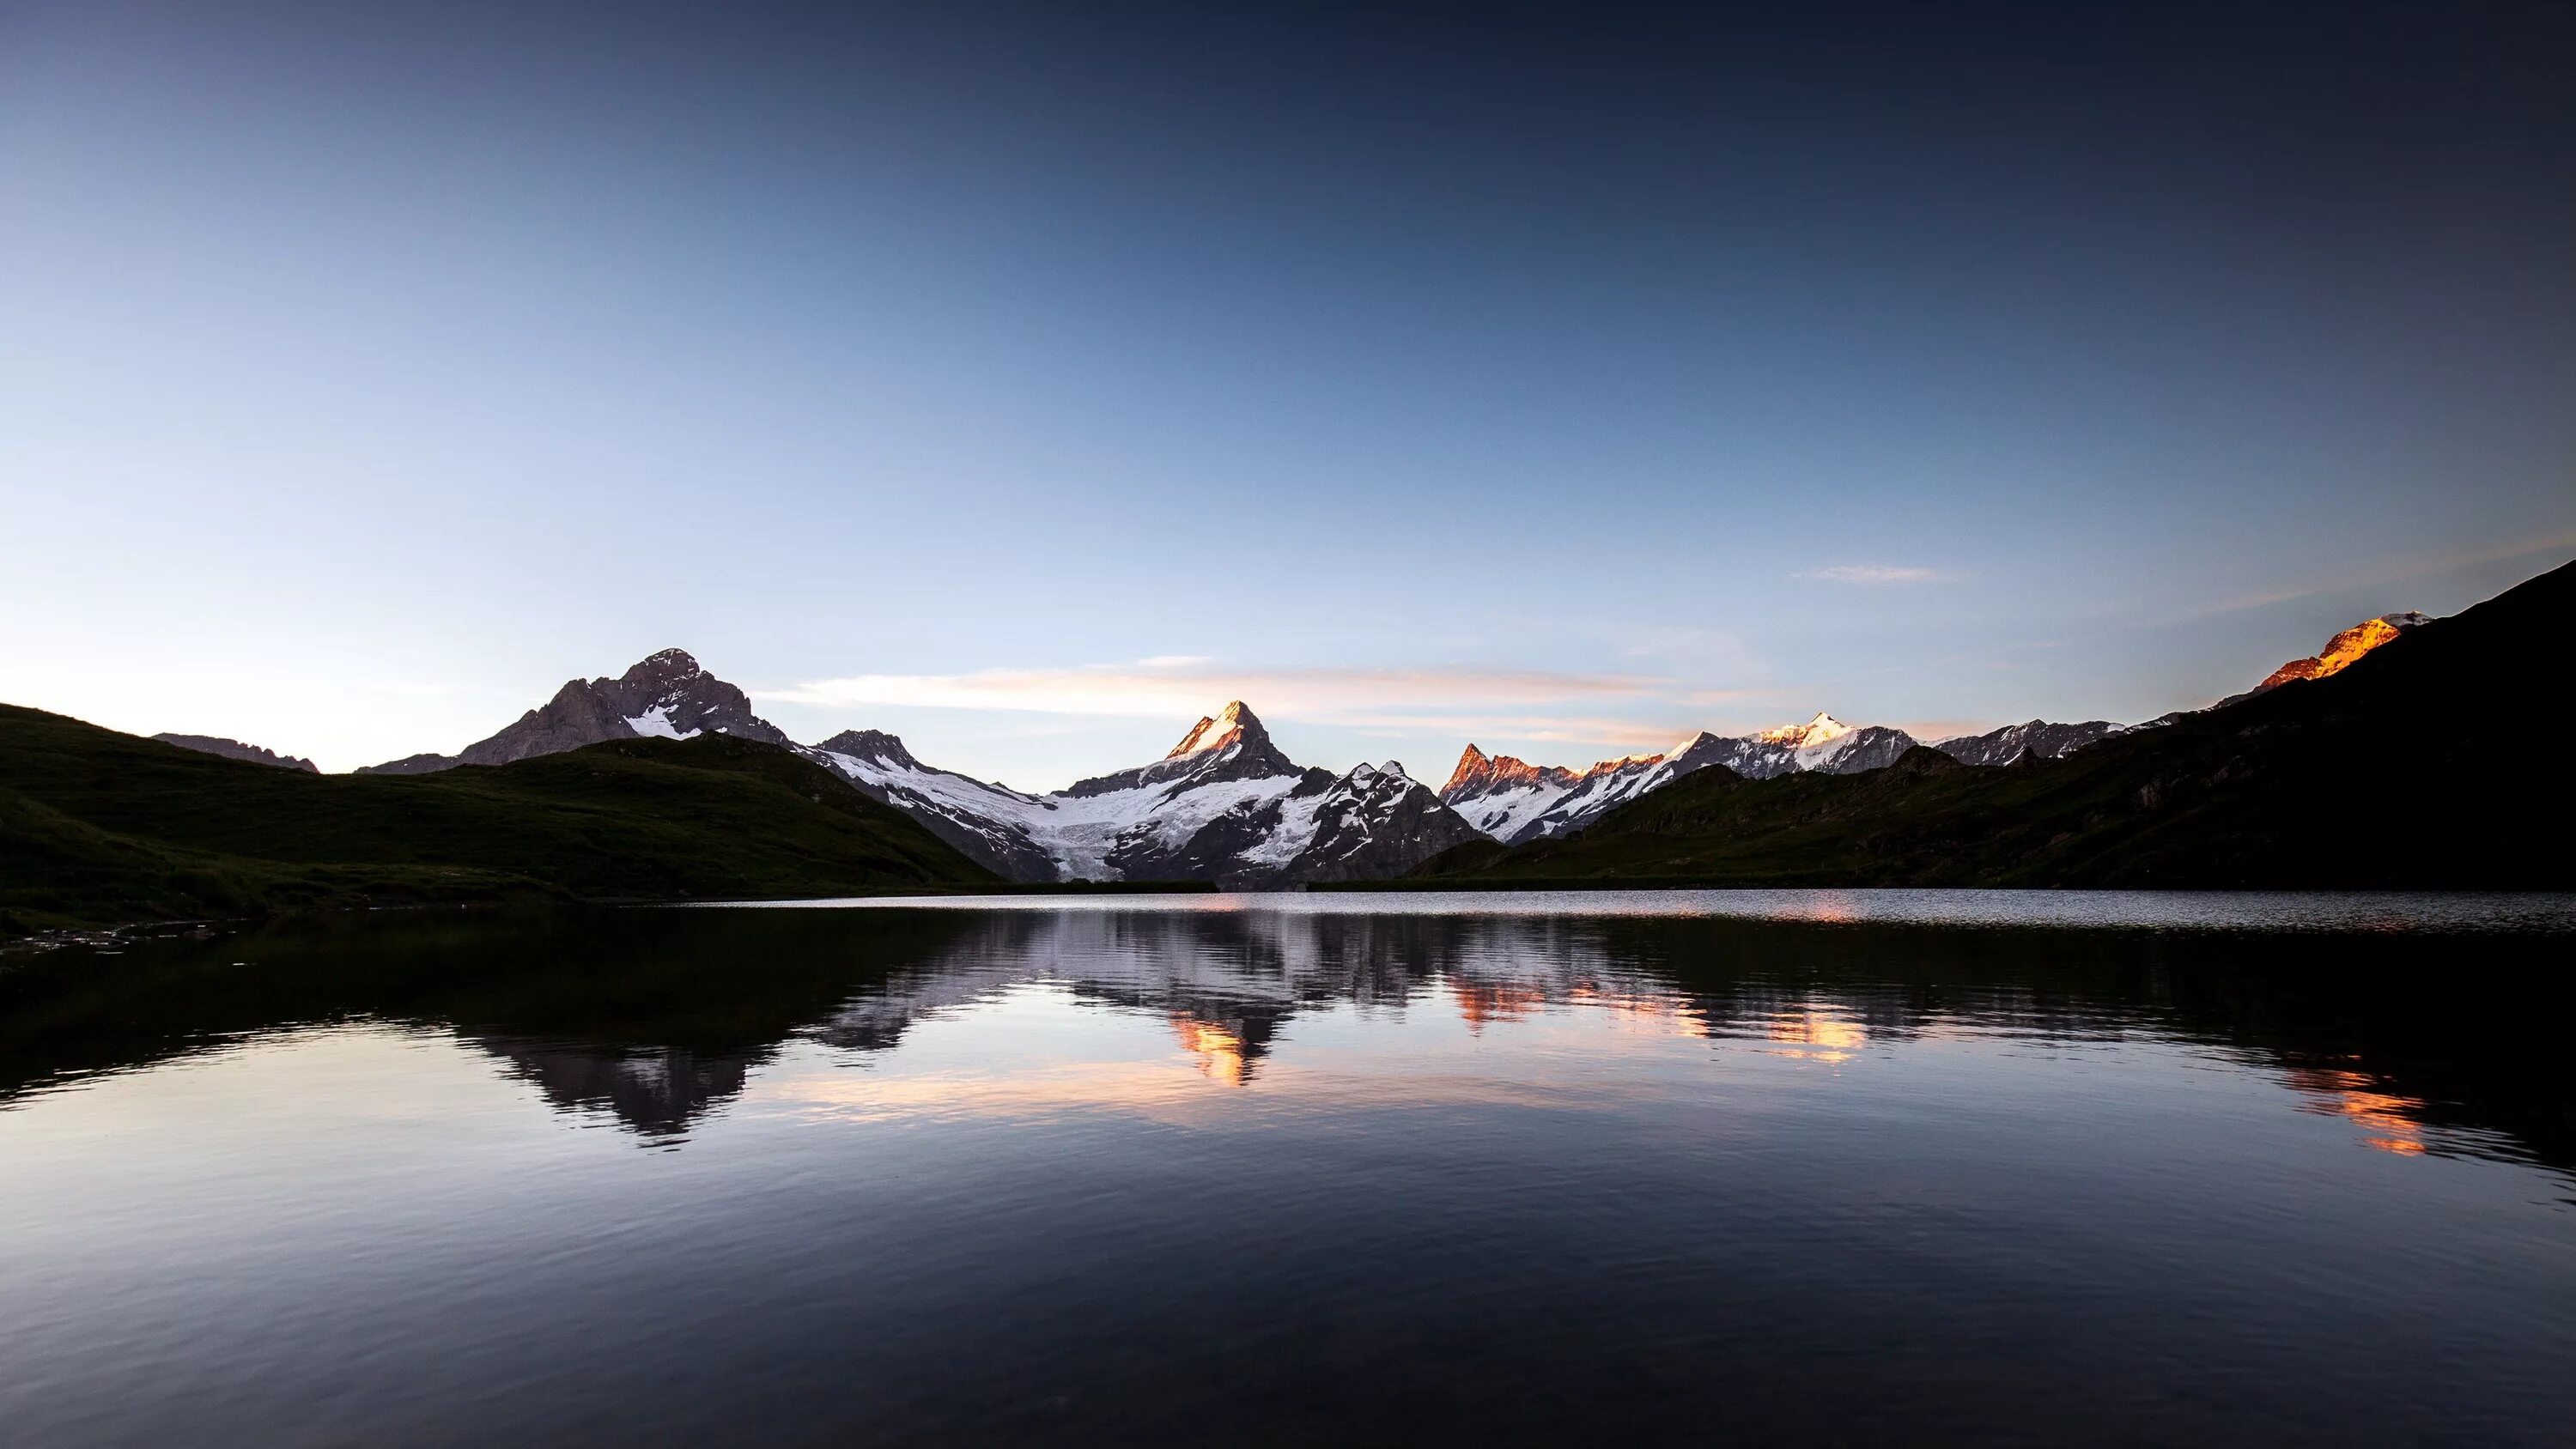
[1800, 564, 1951, 585]
[758, 659, 1667, 724]
[761, 659, 1880, 769]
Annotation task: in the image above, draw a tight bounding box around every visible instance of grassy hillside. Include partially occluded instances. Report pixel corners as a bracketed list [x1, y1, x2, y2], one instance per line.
[0, 707, 994, 933]
[1402, 559, 2576, 891]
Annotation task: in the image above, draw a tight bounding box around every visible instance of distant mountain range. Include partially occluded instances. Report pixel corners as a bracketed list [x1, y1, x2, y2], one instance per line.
[1925, 718, 2129, 768]
[1432, 607, 2436, 844]
[1442, 713, 1925, 845]
[40, 572, 2494, 919]
[150, 734, 319, 773]
[345, 662, 1488, 887]
[1401, 561, 2573, 890]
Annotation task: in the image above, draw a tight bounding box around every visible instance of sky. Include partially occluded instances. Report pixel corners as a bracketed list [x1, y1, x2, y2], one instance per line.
[4, 1, 2572, 786]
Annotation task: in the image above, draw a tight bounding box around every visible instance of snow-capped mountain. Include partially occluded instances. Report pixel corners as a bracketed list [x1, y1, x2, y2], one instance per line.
[1439, 712, 1925, 845]
[805, 727, 1060, 882]
[1437, 747, 1585, 844]
[357, 648, 793, 774]
[1929, 718, 2128, 767]
[341, 650, 1478, 887]
[811, 701, 1485, 888]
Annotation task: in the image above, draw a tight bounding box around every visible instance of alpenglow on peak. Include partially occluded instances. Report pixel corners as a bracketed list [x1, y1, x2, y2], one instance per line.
[1756, 712, 1854, 748]
[1165, 700, 1265, 759]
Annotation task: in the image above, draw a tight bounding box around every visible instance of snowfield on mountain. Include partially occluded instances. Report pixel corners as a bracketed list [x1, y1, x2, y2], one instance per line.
[809, 702, 1483, 887]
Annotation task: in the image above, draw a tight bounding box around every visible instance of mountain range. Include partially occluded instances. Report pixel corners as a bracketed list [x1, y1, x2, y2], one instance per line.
[14, 566, 2535, 933]
[276, 651, 1488, 888]
[1402, 561, 2573, 890]
[1440, 713, 1928, 845]
[202, 590, 2450, 884]
[1433, 605, 2443, 843]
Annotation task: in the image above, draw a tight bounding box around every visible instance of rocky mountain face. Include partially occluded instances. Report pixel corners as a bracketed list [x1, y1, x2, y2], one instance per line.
[1439, 712, 1928, 845]
[1060, 701, 1308, 798]
[1442, 746, 1579, 797]
[809, 701, 1484, 888]
[1930, 719, 2129, 767]
[2251, 612, 2431, 693]
[1437, 745, 1588, 841]
[357, 649, 793, 774]
[150, 734, 319, 773]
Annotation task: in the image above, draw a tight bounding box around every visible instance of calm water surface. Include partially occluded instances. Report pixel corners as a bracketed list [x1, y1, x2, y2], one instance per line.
[3, 892, 2573, 1446]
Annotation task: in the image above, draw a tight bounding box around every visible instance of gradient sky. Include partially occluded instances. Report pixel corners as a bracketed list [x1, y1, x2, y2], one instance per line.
[5, 1, 2572, 785]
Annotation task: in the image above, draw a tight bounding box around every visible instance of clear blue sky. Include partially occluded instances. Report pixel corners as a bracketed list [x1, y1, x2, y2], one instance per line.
[4, 2, 2571, 785]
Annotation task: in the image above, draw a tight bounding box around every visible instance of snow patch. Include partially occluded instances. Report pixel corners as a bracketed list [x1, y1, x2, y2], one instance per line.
[625, 706, 702, 741]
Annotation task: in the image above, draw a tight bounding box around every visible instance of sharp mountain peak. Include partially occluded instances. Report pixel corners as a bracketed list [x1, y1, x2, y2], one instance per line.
[1166, 700, 1267, 758]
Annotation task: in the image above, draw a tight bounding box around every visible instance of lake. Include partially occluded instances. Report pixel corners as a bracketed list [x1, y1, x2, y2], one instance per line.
[3, 892, 2573, 1446]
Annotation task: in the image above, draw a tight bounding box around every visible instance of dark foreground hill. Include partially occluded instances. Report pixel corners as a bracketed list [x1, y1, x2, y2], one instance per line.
[1403, 559, 2576, 891]
[0, 708, 994, 934]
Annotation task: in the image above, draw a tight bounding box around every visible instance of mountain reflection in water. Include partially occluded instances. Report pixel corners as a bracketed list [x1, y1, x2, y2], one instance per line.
[4, 899, 2569, 1174]
[4, 895, 2574, 1448]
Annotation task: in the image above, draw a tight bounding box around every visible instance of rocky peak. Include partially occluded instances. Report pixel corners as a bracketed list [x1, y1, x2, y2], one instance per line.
[1441, 744, 1579, 800]
[1066, 701, 1298, 797]
[626, 647, 704, 682]
[358, 647, 792, 773]
[2258, 612, 2430, 691]
[812, 728, 920, 771]
[1443, 743, 1493, 791]
[1756, 712, 1853, 748]
[1166, 700, 1266, 759]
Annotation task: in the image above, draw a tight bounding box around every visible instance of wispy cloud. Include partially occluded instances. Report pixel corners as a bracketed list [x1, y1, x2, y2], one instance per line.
[1800, 564, 1951, 585]
[753, 658, 1777, 764]
[759, 659, 1667, 724]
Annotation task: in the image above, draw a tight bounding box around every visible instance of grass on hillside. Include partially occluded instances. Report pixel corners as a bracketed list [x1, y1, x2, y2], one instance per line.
[0, 705, 995, 934]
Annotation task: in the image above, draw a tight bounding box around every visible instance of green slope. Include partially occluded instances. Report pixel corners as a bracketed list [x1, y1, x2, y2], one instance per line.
[1405, 558, 2576, 890]
[0, 707, 995, 932]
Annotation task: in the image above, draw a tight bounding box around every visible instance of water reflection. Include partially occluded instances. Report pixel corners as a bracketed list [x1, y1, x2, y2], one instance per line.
[2287, 1067, 2433, 1156]
[9, 898, 2576, 1448]
[3, 900, 2568, 1179]
[475, 1041, 750, 1145]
